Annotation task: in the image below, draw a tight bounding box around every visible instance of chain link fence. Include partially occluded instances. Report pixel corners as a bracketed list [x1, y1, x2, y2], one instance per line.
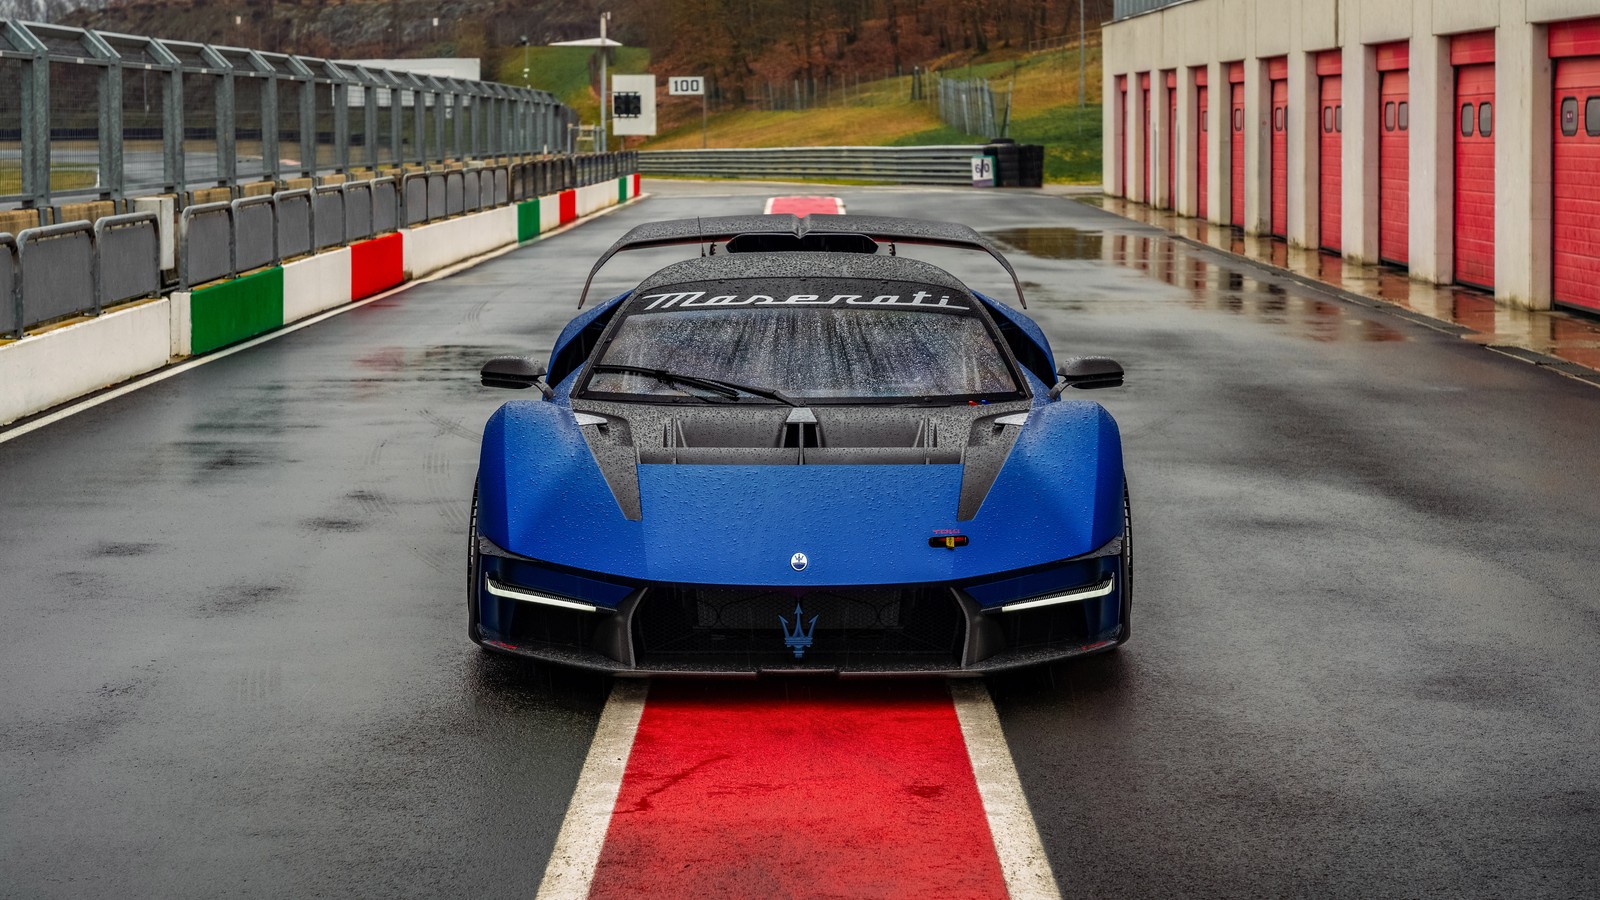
[936, 75, 1011, 139]
[0, 19, 578, 214]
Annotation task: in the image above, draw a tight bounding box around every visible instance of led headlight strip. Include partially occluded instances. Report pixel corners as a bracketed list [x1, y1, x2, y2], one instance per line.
[485, 577, 601, 613]
[998, 575, 1116, 613]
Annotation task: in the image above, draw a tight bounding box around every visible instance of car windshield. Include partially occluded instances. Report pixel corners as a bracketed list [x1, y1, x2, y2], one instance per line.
[580, 278, 1023, 403]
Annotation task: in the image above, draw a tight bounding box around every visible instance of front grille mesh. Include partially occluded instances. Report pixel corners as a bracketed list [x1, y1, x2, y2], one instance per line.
[633, 584, 964, 668]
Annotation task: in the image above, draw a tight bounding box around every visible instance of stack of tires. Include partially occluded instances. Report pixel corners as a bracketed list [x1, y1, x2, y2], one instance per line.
[983, 139, 1045, 187]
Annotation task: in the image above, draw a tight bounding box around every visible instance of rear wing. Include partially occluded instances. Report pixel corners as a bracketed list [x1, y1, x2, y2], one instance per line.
[577, 214, 1027, 309]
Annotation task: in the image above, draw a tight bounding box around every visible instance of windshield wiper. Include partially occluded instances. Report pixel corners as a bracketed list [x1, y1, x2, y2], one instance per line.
[590, 364, 802, 406]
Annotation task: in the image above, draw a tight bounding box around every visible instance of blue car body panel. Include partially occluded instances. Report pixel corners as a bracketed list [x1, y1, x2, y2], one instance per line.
[476, 398, 1122, 599]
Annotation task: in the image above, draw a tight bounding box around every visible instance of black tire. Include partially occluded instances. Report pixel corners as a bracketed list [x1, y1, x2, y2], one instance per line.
[467, 481, 486, 649]
[1116, 477, 1133, 646]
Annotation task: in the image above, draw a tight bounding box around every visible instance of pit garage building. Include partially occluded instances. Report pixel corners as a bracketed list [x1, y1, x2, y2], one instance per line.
[1103, 0, 1600, 314]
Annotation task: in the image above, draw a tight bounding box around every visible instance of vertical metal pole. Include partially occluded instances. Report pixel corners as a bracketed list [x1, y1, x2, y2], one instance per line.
[262, 74, 280, 183]
[702, 92, 707, 148]
[598, 13, 608, 154]
[453, 91, 465, 161]
[299, 76, 315, 178]
[218, 71, 237, 187]
[333, 81, 349, 173]
[101, 62, 125, 201]
[164, 66, 184, 198]
[364, 84, 378, 170]
[21, 53, 51, 209]
[389, 86, 402, 169]
[434, 90, 446, 163]
[1078, 0, 1086, 108]
[414, 91, 426, 165]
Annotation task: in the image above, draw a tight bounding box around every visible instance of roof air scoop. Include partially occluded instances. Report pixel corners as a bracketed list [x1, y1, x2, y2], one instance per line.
[723, 233, 880, 255]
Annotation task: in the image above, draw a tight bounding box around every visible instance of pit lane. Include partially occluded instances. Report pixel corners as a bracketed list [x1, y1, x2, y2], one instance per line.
[3, 181, 1599, 896]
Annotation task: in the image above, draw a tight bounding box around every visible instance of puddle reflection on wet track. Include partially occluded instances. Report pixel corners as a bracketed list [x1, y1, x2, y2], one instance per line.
[989, 226, 1407, 344]
[1088, 196, 1600, 373]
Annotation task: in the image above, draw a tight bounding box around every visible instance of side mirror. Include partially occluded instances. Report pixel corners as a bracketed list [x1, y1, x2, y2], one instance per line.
[1049, 356, 1123, 397]
[481, 356, 552, 398]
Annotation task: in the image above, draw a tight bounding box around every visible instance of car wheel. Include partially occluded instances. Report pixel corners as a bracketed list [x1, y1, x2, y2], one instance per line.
[1116, 477, 1133, 645]
[467, 480, 487, 649]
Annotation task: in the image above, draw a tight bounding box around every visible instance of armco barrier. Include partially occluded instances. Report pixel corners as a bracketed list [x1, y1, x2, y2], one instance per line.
[17, 222, 96, 325]
[1, 234, 17, 338]
[232, 197, 277, 273]
[180, 203, 234, 290]
[93, 213, 161, 310]
[0, 173, 640, 426]
[639, 146, 981, 185]
[276, 189, 314, 260]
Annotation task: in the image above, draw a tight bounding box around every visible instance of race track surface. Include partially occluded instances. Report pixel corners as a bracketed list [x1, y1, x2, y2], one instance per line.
[2, 181, 1598, 897]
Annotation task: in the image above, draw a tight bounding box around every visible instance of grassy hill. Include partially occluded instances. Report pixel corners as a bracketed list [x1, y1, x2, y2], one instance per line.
[639, 44, 1103, 183]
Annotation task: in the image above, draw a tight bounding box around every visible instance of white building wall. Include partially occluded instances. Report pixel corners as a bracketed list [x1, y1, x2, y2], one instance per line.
[1104, 0, 1597, 310]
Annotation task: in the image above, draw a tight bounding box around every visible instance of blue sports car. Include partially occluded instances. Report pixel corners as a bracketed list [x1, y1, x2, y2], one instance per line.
[469, 215, 1129, 675]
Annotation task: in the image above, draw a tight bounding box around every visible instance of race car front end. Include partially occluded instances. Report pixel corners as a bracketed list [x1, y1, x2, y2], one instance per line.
[469, 396, 1129, 677]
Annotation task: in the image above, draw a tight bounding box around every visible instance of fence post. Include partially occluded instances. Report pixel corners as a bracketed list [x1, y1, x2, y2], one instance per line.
[22, 48, 50, 209]
[334, 80, 350, 175]
[390, 86, 404, 169]
[298, 71, 315, 178]
[262, 70, 281, 183]
[363, 83, 379, 170]
[100, 57, 125, 201]
[218, 67, 238, 189]
[413, 90, 426, 166]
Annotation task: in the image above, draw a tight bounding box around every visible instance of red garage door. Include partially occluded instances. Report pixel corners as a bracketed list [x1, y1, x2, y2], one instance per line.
[1196, 67, 1209, 219]
[1318, 51, 1343, 253]
[1166, 71, 1177, 209]
[1141, 73, 1152, 202]
[1552, 20, 1600, 313]
[1453, 33, 1495, 290]
[1378, 43, 1410, 267]
[1268, 58, 1288, 238]
[1117, 75, 1127, 196]
[1230, 62, 1245, 226]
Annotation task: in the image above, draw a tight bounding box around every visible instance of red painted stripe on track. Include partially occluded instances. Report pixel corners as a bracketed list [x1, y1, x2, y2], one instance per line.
[767, 196, 844, 216]
[589, 681, 1008, 900]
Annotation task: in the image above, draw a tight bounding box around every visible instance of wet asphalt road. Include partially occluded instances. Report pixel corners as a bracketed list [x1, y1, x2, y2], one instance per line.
[4, 182, 1600, 897]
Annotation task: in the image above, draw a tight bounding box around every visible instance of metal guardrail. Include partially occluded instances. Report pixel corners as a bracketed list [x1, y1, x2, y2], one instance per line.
[94, 212, 160, 310]
[174, 152, 635, 290]
[638, 147, 982, 185]
[1, 233, 17, 338]
[0, 18, 578, 211]
[0, 152, 637, 332]
[17, 221, 95, 331]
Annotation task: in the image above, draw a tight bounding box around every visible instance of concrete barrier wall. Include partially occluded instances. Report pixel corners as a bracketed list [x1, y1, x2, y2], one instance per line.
[0, 299, 172, 425]
[0, 177, 639, 426]
[283, 248, 353, 324]
[402, 206, 519, 279]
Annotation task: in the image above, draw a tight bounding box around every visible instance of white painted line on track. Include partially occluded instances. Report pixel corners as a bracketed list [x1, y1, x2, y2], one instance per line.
[950, 679, 1062, 900]
[0, 195, 647, 446]
[762, 195, 776, 214]
[535, 679, 649, 900]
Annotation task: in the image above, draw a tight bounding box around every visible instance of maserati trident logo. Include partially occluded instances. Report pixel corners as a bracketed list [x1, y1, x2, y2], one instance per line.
[790, 552, 808, 571]
[780, 601, 818, 659]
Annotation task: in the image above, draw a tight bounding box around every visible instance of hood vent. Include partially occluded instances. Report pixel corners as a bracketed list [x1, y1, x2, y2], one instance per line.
[639, 412, 961, 466]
